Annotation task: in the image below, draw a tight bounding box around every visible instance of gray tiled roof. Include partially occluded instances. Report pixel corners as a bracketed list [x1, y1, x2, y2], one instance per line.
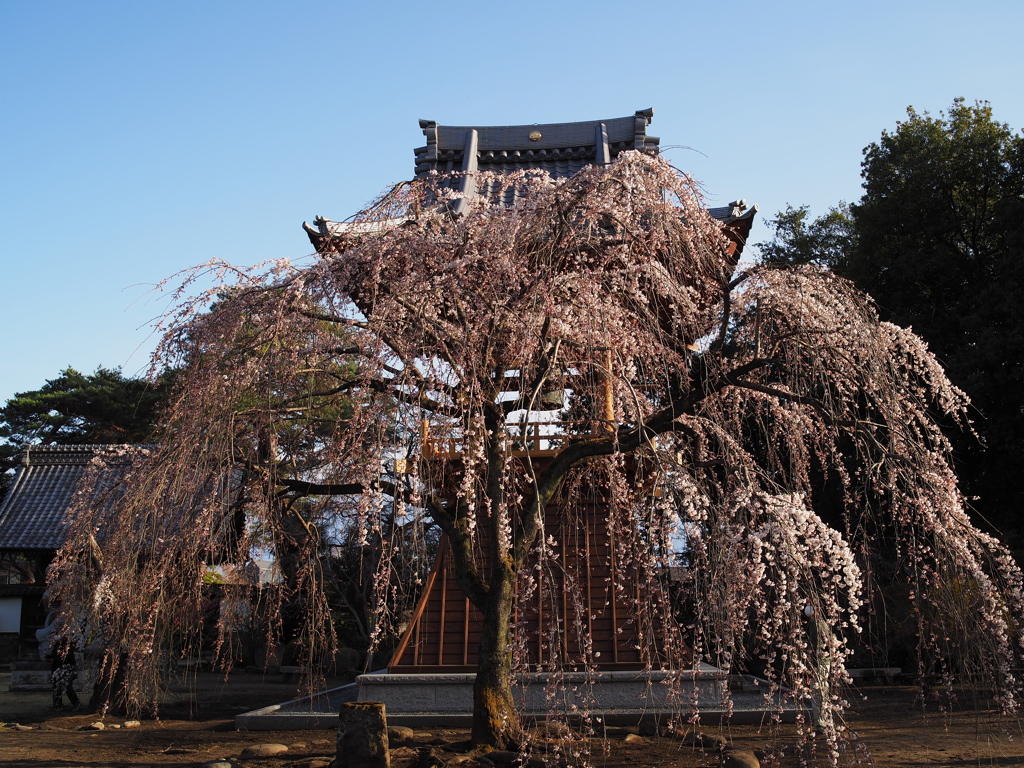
[414, 109, 659, 211]
[414, 110, 659, 178]
[303, 108, 757, 252]
[708, 201, 759, 226]
[0, 445, 132, 552]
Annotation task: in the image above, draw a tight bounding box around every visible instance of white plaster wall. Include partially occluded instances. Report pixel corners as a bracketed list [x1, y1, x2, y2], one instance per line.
[0, 597, 22, 633]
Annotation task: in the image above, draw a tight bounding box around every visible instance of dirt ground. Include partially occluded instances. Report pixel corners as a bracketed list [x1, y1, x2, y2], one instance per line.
[1, 670, 1023, 767]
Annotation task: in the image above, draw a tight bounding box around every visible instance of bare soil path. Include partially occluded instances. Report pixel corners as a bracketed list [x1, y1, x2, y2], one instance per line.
[1, 671, 1022, 767]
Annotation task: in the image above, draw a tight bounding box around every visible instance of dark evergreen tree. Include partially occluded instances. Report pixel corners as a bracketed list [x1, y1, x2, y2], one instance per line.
[759, 202, 855, 270]
[760, 99, 1024, 555]
[0, 366, 168, 476]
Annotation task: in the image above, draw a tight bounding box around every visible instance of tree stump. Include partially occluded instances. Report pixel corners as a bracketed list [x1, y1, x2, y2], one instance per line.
[337, 702, 389, 768]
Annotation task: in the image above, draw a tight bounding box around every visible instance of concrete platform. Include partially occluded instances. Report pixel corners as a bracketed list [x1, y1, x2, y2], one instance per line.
[357, 667, 727, 720]
[235, 681, 361, 730]
[236, 668, 803, 730]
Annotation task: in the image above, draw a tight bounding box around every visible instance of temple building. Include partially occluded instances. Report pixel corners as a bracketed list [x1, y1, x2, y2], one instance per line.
[304, 109, 756, 258]
[294, 111, 764, 722]
[0, 446, 125, 662]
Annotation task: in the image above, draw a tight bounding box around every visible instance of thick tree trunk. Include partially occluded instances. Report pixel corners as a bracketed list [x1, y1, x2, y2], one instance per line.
[89, 651, 129, 715]
[471, 561, 519, 748]
[467, 404, 524, 747]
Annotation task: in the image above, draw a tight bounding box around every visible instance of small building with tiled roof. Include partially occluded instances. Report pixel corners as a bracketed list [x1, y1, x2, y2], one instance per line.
[0, 445, 127, 661]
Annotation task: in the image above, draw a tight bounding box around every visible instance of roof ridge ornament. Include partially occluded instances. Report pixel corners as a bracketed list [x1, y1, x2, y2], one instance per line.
[634, 108, 657, 151]
[596, 122, 611, 166]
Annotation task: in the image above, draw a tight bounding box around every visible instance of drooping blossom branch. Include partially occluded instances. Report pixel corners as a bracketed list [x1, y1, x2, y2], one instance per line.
[45, 153, 1024, 756]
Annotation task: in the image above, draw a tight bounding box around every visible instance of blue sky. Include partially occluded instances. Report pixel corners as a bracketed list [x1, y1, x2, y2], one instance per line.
[2, 0, 1022, 405]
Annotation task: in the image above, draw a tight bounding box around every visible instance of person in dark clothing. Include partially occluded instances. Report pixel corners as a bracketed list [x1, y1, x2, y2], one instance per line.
[50, 635, 81, 711]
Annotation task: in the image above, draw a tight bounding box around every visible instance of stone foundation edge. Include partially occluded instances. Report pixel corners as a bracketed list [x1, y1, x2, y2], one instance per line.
[236, 669, 804, 730]
[356, 668, 730, 715]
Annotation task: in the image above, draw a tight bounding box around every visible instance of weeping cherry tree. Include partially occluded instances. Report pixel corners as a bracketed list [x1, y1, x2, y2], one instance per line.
[48, 153, 1024, 752]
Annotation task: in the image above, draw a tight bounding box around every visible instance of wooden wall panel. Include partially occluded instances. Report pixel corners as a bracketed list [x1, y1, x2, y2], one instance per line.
[390, 500, 685, 672]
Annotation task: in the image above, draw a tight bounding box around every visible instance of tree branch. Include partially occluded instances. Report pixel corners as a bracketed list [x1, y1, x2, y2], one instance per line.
[297, 310, 368, 328]
[423, 494, 489, 607]
[276, 478, 364, 496]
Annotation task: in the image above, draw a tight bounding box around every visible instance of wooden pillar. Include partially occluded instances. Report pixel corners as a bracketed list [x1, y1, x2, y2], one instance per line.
[602, 348, 615, 430]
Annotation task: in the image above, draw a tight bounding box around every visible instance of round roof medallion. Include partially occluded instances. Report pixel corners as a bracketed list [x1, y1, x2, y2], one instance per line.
[528, 130, 542, 142]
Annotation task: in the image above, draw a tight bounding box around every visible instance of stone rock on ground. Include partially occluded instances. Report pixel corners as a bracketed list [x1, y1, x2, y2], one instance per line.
[337, 701, 389, 768]
[624, 733, 646, 743]
[240, 743, 289, 758]
[531, 721, 571, 739]
[388, 725, 415, 745]
[201, 761, 239, 768]
[123, 720, 141, 728]
[296, 760, 332, 768]
[722, 748, 760, 768]
[83, 722, 105, 731]
[673, 730, 727, 750]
